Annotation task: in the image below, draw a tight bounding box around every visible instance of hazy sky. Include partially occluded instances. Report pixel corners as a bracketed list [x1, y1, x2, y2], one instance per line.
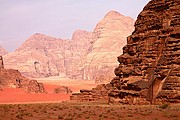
[0, 0, 150, 52]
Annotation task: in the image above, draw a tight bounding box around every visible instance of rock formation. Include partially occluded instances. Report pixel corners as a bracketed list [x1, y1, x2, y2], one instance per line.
[4, 31, 93, 78]
[63, 30, 94, 79]
[71, 0, 180, 104]
[0, 56, 45, 93]
[54, 86, 72, 94]
[27, 80, 46, 93]
[4, 11, 134, 83]
[0, 46, 8, 56]
[0, 56, 4, 69]
[83, 11, 134, 82]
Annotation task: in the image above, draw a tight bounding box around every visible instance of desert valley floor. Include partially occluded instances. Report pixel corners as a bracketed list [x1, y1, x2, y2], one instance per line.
[0, 101, 179, 120]
[0, 77, 179, 120]
[0, 77, 98, 104]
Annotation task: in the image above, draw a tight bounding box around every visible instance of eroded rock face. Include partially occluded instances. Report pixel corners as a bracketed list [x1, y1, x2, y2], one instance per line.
[70, 84, 113, 102]
[0, 56, 45, 93]
[4, 33, 68, 78]
[71, 0, 180, 104]
[54, 86, 72, 94]
[4, 11, 134, 83]
[0, 46, 8, 56]
[4, 31, 93, 78]
[83, 11, 134, 82]
[27, 80, 46, 93]
[64, 30, 94, 79]
[0, 56, 4, 69]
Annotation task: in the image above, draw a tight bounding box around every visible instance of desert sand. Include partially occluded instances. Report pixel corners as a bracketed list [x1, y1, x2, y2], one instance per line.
[0, 102, 179, 120]
[0, 77, 98, 104]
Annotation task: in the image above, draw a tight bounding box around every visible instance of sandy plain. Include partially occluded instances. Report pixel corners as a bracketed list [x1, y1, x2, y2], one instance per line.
[0, 77, 179, 120]
[0, 76, 98, 104]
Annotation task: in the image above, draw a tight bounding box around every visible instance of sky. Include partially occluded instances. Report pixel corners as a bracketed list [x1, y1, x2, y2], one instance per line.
[0, 0, 150, 52]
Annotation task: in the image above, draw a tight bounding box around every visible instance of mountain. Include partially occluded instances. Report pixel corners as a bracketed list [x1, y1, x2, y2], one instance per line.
[0, 46, 8, 56]
[4, 11, 134, 81]
[71, 0, 180, 104]
[0, 56, 45, 93]
[83, 10, 134, 82]
[4, 31, 93, 78]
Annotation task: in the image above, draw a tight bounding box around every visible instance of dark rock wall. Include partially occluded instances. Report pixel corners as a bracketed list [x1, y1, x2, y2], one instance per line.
[0, 56, 4, 69]
[113, 0, 180, 103]
[71, 0, 180, 104]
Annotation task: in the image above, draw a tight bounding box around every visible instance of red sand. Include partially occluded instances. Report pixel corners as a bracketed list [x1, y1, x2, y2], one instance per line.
[0, 85, 70, 104]
[0, 79, 98, 104]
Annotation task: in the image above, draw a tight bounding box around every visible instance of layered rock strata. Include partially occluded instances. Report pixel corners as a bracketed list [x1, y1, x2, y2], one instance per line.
[4, 31, 93, 78]
[0, 56, 45, 93]
[83, 11, 134, 82]
[54, 86, 72, 94]
[27, 80, 46, 93]
[71, 0, 180, 104]
[4, 11, 134, 83]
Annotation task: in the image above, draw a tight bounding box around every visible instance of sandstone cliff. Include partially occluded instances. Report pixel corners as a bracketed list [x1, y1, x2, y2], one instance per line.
[4, 33, 66, 77]
[0, 56, 45, 93]
[83, 11, 134, 82]
[4, 31, 93, 78]
[0, 46, 8, 56]
[71, 0, 180, 104]
[4, 11, 134, 82]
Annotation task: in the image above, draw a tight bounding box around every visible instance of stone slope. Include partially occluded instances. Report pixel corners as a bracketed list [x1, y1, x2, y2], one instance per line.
[4, 11, 134, 81]
[71, 0, 180, 104]
[0, 46, 8, 56]
[0, 56, 45, 93]
[4, 31, 93, 78]
[4, 33, 66, 77]
[82, 11, 134, 82]
[64, 30, 94, 79]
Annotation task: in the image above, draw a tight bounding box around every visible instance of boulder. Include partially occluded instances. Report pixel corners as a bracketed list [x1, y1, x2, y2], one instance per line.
[27, 80, 46, 93]
[54, 86, 72, 94]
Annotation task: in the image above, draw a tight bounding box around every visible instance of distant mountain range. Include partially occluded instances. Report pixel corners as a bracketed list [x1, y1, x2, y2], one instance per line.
[3, 10, 135, 83]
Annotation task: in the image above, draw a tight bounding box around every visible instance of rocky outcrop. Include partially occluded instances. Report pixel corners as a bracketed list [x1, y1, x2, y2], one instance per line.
[4, 11, 134, 83]
[71, 0, 180, 104]
[0, 56, 4, 69]
[27, 80, 46, 93]
[70, 84, 112, 102]
[0, 56, 45, 93]
[54, 86, 72, 94]
[0, 46, 8, 56]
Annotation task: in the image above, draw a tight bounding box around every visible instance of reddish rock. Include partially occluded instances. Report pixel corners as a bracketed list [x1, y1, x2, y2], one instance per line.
[27, 80, 46, 93]
[71, 0, 180, 104]
[54, 86, 72, 94]
[0, 56, 4, 69]
[0, 56, 45, 93]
